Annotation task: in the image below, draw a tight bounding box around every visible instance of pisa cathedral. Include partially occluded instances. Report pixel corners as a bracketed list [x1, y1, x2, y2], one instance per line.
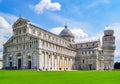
[3, 17, 115, 70]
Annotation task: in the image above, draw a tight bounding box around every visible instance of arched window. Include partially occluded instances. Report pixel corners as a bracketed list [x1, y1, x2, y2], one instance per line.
[23, 28, 26, 33]
[83, 59, 84, 63]
[28, 55, 31, 59]
[9, 57, 12, 60]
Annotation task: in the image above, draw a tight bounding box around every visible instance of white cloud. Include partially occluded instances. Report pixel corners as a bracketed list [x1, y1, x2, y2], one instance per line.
[115, 56, 120, 62]
[115, 50, 120, 56]
[0, 16, 12, 40]
[71, 28, 88, 38]
[50, 27, 63, 35]
[0, 13, 17, 58]
[0, 13, 17, 24]
[0, 16, 11, 29]
[32, 0, 61, 14]
[0, 16, 11, 57]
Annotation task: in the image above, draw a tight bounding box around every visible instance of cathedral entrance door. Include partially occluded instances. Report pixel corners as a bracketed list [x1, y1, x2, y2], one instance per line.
[18, 59, 22, 69]
[88, 64, 92, 70]
[10, 62, 12, 69]
[28, 61, 32, 69]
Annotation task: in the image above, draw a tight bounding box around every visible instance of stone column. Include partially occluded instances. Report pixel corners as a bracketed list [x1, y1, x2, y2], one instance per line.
[45, 52, 47, 70]
[62, 56, 64, 70]
[64, 57, 66, 70]
[54, 56, 57, 70]
[51, 54, 53, 70]
[69, 58, 71, 70]
[13, 53, 16, 68]
[38, 53, 41, 69]
[57, 56, 60, 70]
[50, 54, 52, 70]
[66, 57, 68, 70]
[43, 52, 45, 70]
[22, 54, 26, 69]
[70, 58, 72, 69]
[60, 56, 62, 70]
[6, 55, 9, 67]
[48, 55, 51, 70]
[63, 56, 65, 70]
[46, 53, 49, 70]
[70, 57, 72, 70]
[68, 57, 70, 70]
[52, 54, 55, 70]
[40, 52, 44, 70]
[36, 53, 39, 69]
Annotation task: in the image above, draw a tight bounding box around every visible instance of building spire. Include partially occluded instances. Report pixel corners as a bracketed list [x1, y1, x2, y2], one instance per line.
[65, 24, 67, 29]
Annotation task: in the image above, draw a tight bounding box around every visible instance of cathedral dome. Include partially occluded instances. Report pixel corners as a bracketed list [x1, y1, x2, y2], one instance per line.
[59, 25, 74, 37]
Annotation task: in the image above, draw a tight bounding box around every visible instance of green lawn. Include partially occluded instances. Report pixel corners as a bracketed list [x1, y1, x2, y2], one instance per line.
[0, 70, 120, 84]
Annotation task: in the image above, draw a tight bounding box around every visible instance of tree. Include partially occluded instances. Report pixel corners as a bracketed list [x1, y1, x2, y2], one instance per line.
[114, 62, 120, 69]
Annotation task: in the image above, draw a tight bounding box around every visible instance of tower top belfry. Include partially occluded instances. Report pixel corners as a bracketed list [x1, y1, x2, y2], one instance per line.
[102, 29, 115, 50]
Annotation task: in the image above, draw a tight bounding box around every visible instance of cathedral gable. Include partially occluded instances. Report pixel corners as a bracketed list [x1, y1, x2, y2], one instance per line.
[12, 17, 29, 28]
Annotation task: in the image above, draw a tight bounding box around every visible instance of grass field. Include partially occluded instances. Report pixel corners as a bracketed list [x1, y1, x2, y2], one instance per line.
[0, 70, 120, 84]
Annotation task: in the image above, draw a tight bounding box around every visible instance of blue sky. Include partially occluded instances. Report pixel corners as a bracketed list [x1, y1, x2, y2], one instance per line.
[0, 0, 120, 62]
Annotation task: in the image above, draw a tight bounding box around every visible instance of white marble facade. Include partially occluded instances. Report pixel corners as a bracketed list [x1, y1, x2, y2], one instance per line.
[3, 17, 115, 70]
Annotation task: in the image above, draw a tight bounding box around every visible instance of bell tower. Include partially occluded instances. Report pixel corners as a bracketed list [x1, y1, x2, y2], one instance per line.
[102, 30, 115, 70]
